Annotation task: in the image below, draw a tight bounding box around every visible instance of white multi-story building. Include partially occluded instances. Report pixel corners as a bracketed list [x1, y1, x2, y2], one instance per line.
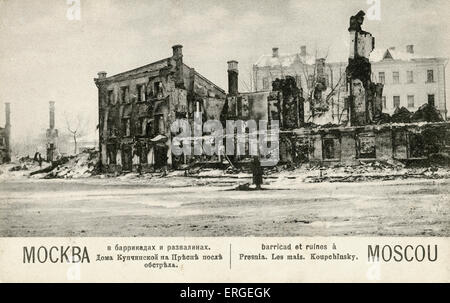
[253, 45, 448, 122]
[370, 45, 447, 118]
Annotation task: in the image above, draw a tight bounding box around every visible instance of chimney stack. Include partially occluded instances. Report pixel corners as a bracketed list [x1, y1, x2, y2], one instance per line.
[301, 45, 307, 56]
[5, 103, 10, 128]
[227, 60, 239, 96]
[272, 47, 279, 58]
[172, 44, 183, 58]
[49, 101, 55, 130]
[172, 44, 184, 88]
[97, 71, 107, 79]
[406, 45, 414, 54]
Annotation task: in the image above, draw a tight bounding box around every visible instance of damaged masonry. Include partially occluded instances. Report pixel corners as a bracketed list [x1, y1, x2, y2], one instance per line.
[95, 45, 227, 173]
[95, 11, 450, 174]
[277, 11, 449, 166]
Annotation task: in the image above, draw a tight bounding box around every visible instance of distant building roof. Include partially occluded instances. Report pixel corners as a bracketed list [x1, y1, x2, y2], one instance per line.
[254, 52, 316, 68]
[369, 48, 435, 62]
[255, 47, 446, 67]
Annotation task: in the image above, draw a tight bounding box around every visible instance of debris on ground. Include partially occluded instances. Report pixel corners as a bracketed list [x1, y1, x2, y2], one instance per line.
[40, 149, 100, 179]
[1, 147, 450, 185]
[231, 183, 267, 191]
[391, 107, 412, 123]
[9, 165, 28, 172]
[302, 160, 449, 183]
[30, 157, 70, 176]
[411, 103, 444, 123]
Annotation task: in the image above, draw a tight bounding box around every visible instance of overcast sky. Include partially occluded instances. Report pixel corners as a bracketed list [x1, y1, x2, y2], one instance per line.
[0, 0, 449, 143]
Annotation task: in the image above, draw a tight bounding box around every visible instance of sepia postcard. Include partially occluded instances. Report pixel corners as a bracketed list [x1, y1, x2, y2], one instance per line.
[0, 0, 449, 284]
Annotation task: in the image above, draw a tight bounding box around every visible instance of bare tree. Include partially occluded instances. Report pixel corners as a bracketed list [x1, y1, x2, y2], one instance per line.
[295, 49, 348, 123]
[64, 113, 87, 155]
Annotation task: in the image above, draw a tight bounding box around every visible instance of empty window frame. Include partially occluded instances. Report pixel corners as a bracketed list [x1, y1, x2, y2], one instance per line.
[107, 90, 114, 105]
[154, 115, 165, 135]
[357, 133, 376, 159]
[136, 84, 146, 102]
[322, 136, 340, 160]
[120, 86, 129, 103]
[154, 82, 163, 97]
[107, 144, 117, 165]
[408, 132, 425, 159]
[136, 117, 146, 136]
[122, 118, 131, 137]
[393, 130, 408, 159]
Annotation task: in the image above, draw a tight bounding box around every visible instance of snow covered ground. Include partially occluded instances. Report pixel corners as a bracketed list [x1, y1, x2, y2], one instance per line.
[0, 161, 449, 237]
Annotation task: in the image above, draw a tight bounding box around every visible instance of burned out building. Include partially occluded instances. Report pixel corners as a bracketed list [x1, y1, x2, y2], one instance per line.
[222, 61, 304, 128]
[0, 103, 11, 164]
[275, 10, 450, 166]
[217, 60, 305, 166]
[253, 46, 349, 124]
[94, 45, 226, 173]
[239, 10, 450, 167]
[254, 51, 448, 125]
[94, 14, 449, 172]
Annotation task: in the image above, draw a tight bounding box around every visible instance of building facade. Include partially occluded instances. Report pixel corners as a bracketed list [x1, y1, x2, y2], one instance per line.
[370, 46, 447, 118]
[253, 44, 448, 123]
[0, 103, 11, 164]
[94, 45, 226, 173]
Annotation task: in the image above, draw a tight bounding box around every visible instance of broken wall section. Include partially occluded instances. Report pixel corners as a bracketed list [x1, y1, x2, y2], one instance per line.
[272, 76, 305, 129]
[346, 10, 384, 126]
[278, 122, 450, 167]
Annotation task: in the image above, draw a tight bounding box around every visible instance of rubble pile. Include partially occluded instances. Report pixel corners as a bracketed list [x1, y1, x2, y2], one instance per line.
[303, 160, 450, 183]
[43, 149, 100, 179]
[411, 103, 444, 122]
[13, 156, 47, 173]
[391, 107, 412, 123]
[388, 104, 444, 124]
[9, 164, 29, 172]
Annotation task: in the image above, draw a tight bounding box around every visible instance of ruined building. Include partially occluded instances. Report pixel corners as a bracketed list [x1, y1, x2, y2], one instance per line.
[46, 101, 59, 161]
[253, 42, 448, 124]
[95, 45, 226, 173]
[252, 11, 450, 166]
[94, 15, 449, 171]
[253, 45, 349, 124]
[217, 60, 305, 165]
[223, 61, 270, 123]
[222, 61, 304, 128]
[0, 103, 11, 164]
